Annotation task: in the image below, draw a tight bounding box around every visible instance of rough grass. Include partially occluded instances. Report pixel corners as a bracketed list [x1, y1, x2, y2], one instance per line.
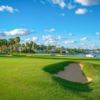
[0, 54, 100, 100]
[82, 63, 96, 81]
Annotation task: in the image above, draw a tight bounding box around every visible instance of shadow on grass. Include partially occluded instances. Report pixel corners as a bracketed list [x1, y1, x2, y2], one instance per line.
[43, 61, 93, 92]
[43, 61, 72, 74]
[53, 77, 92, 92]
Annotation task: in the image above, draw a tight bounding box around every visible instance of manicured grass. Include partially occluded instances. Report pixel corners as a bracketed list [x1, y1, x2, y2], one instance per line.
[0, 54, 100, 100]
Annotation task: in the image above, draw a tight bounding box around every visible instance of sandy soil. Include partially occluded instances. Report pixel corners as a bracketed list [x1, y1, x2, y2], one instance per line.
[55, 63, 88, 83]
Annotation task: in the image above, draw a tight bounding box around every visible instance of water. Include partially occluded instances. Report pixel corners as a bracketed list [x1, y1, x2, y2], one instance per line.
[94, 54, 100, 57]
[66, 53, 100, 58]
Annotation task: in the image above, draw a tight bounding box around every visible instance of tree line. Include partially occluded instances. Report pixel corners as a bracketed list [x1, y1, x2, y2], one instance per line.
[0, 37, 98, 55]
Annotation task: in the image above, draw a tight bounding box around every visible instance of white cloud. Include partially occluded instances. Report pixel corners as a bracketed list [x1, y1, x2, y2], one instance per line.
[52, 0, 66, 8]
[48, 39, 56, 45]
[75, 0, 100, 6]
[96, 32, 100, 36]
[42, 35, 56, 45]
[44, 40, 55, 46]
[42, 35, 61, 41]
[56, 35, 62, 40]
[60, 13, 65, 16]
[45, 28, 56, 32]
[68, 33, 74, 36]
[64, 40, 77, 44]
[75, 8, 88, 14]
[40, 0, 46, 5]
[0, 5, 18, 13]
[31, 37, 38, 41]
[1, 29, 31, 36]
[67, 3, 75, 9]
[42, 35, 62, 45]
[42, 35, 53, 41]
[25, 36, 38, 42]
[80, 37, 88, 41]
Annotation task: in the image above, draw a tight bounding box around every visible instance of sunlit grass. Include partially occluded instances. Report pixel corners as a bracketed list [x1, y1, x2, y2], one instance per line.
[0, 54, 100, 100]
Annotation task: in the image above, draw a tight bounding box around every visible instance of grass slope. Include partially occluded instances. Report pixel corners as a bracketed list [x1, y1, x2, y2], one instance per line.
[0, 55, 100, 100]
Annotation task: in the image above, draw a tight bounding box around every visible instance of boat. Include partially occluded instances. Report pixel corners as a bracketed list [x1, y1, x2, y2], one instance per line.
[86, 54, 96, 57]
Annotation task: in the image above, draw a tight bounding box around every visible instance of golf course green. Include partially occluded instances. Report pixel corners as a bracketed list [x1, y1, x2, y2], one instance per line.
[0, 54, 100, 100]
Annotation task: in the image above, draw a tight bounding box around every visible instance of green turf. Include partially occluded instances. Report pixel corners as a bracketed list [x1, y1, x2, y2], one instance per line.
[0, 54, 100, 100]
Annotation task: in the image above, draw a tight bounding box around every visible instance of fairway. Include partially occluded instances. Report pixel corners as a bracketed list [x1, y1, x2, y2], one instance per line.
[0, 55, 100, 100]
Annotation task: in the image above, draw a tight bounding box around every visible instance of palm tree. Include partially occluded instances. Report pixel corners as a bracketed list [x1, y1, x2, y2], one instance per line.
[0, 39, 8, 54]
[0, 39, 4, 54]
[9, 38, 16, 54]
[14, 37, 20, 52]
[26, 41, 37, 53]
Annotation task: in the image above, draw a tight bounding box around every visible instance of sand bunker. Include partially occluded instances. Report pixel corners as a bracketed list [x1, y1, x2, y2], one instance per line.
[55, 63, 92, 84]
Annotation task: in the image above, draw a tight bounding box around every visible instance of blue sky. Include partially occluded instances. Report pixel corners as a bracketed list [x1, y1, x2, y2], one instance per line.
[0, 0, 100, 49]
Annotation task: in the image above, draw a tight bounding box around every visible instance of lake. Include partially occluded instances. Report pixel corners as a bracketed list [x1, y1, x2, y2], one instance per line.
[66, 53, 100, 58]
